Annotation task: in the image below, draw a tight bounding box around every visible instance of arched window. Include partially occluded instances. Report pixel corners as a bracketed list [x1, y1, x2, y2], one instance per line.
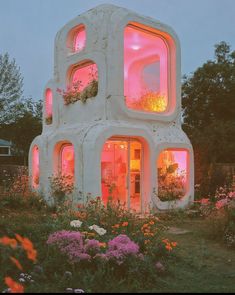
[157, 149, 189, 202]
[68, 25, 86, 53]
[73, 26, 86, 52]
[59, 144, 75, 185]
[45, 88, 53, 124]
[124, 24, 168, 113]
[65, 62, 98, 105]
[32, 145, 39, 188]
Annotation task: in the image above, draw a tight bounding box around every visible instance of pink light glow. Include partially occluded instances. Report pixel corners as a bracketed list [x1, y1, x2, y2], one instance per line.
[124, 25, 168, 113]
[61, 145, 74, 177]
[157, 149, 189, 200]
[101, 139, 142, 212]
[32, 146, 39, 188]
[73, 27, 86, 52]
[45, 88, 53, 117]
[72, 63, 98, 92]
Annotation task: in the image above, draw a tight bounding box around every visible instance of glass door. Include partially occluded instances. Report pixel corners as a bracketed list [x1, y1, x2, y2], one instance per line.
[101, 137, 143, 212]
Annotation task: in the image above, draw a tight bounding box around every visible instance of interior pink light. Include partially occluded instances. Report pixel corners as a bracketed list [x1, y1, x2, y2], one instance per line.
[45, 88, 53, 117]
[61, 145, 74, 177]
[73, 27, 86, 52]
[32, 145, 39, 188]
[157, 149, 189, 200]
[72, 63, 98, 92]
[124, 25, 168, 113]
[101, 139, 142, 212]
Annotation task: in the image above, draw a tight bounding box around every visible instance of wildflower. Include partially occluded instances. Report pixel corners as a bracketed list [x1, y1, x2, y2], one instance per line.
[99, 242, 107, 248]
[155, 261, 166, 273]
[84, 239, 101, 256]
[106, 235, 140, 264]
[70, 220, 83, 228]
[74, 289, 85, 293]
[144, 240, 151, 245]
[215, 199, 228, 209]
[15, 235, 37, 262]
[201, 198, 210, 205]
[0, 237, 18, 249]
[162, 238, 177, 252]
[112, 224, 120, 229]
[10, 257, 23, 271]
[4, 277, 24, 293]
[122, 222, 128, 227]
[89, 225, 107, 236]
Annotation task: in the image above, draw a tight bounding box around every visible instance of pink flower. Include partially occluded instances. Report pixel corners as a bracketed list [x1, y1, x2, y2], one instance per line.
[215, 199, 228, 209]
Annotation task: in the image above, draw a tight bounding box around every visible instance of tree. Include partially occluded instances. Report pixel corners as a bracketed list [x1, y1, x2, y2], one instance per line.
[0, 53, 24, 124]
[0, 53, 42, 164]
[182, 41, 235, 193]
[0, 98, 42, 163]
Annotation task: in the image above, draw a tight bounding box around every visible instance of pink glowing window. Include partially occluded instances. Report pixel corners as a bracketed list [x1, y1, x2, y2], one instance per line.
[45, 88, 53, 124]
[71, 62, 98, 97]
[124, 25, 168, 113]
[73, 25, 86, 53]
[60, 144, 74, 181]
[157, 149, 188, 201]
[32, 145, 39, 188]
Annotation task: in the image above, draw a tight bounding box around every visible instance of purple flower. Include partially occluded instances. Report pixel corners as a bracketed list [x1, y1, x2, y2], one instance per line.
[105, 235, 140, 264]
[84, 239, 101, 256]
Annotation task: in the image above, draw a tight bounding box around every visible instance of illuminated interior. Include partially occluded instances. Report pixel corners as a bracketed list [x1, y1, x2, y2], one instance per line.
[73, 25, 86, 53]
[124, 25, 168, 113]
[157, 149, 188, 201]
[60, 144, 75, 181]
[45, 88, 53, 123]
[32, 145, 39, 188]
[101, 138, 142, 211]
[72, 62, 98, 94]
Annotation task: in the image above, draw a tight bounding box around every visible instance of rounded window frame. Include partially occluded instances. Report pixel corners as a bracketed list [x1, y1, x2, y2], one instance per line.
[59, 143, 75, 176]
[124, 23, 171, 115]
[67, 60, 99, 101]
[67, 24, 86, 54]
[156, 148, 190, 202]
[44, 88, 53, 125]
[32, 145, 40, 189]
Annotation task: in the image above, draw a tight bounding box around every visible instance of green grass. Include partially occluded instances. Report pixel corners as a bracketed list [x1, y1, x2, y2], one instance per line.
[0, 207, 235, 293]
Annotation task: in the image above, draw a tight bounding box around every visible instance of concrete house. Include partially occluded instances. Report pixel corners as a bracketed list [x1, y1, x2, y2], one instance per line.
[29, 4, 194, 211]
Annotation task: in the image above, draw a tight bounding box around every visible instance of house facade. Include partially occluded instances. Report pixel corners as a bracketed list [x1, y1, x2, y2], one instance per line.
[29, 4, 194, 211]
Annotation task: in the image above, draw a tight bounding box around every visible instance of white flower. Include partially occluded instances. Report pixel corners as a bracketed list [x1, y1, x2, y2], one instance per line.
[70, 220, 83, 228]
[89, 224, 106, 236]
[74, 289, 85, 293]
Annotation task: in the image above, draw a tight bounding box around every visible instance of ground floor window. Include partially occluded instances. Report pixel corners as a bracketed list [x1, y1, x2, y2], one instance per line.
[32, 145, 39, 188]
[60, 144, 75, 184]
[157, 149, 188, 202]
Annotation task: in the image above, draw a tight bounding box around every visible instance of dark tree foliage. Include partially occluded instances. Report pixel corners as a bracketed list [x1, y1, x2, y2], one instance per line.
[0, 98, 42, 162]
[0, 53, 24, 124]
[182, 41, 235, 194]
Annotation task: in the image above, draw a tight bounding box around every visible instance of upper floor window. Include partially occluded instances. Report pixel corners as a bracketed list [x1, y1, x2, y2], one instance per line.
[124, 24, 168, 113]
[45, 88, 53, 124]
[68, 25, 86, 53]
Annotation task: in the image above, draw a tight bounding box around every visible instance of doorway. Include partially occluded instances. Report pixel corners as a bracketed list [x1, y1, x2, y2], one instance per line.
[101, 137, 143, 212]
